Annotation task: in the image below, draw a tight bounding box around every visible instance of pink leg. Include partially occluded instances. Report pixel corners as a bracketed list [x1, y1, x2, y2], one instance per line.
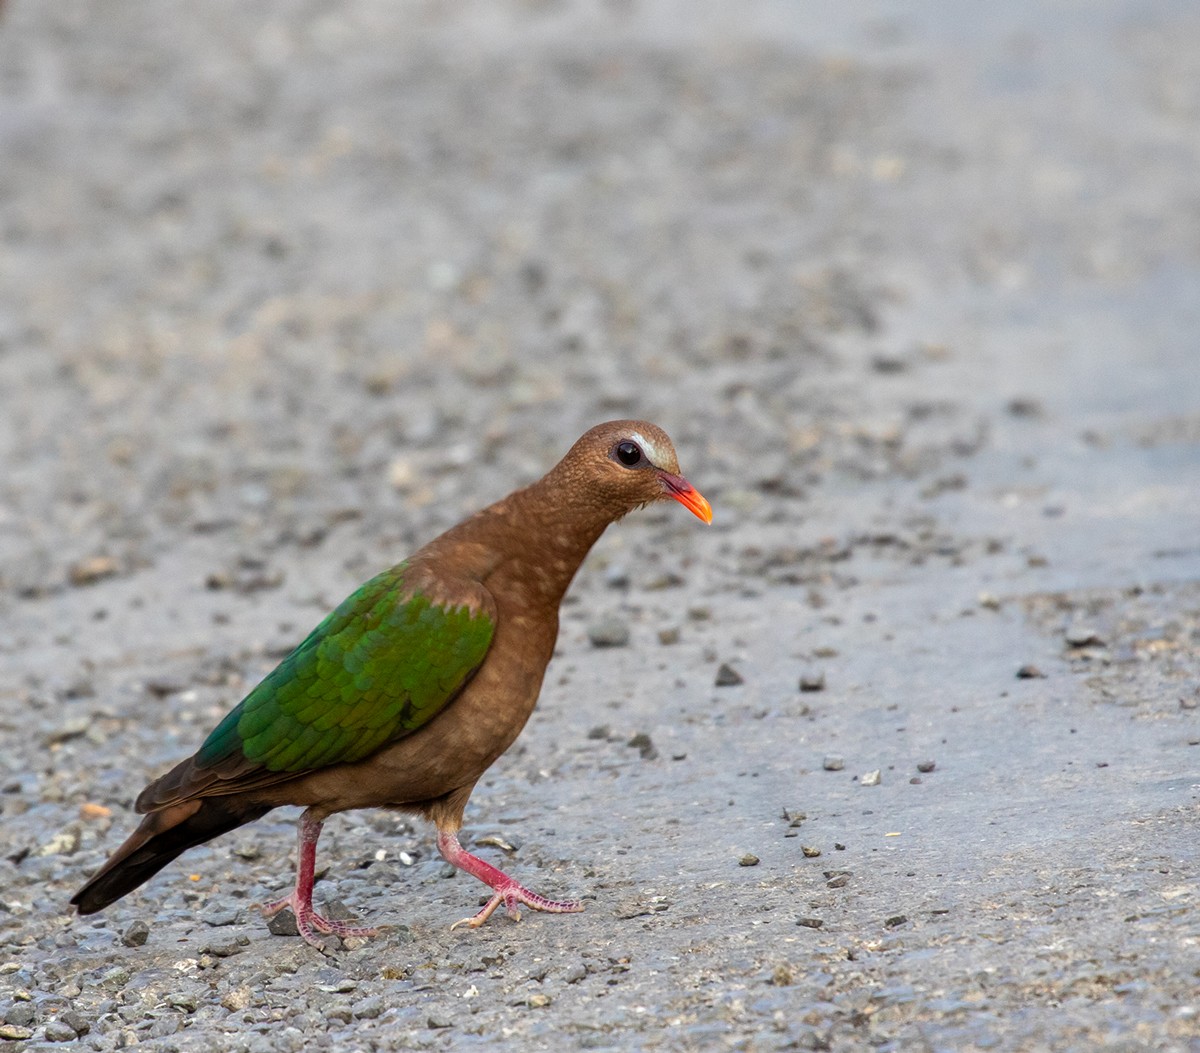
[437, 829, 583, 930]
[261, 809, 378, 947]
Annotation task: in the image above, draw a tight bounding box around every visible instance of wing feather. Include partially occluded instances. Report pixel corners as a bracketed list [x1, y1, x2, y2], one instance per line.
[141, 562, 495, 808]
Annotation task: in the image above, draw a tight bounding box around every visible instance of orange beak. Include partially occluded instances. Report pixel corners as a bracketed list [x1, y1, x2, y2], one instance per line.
[657, 471, 713, 524]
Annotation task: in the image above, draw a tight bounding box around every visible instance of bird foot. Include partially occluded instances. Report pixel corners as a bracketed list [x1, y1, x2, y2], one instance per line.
[262, 893, 378, 947]
[449, 881, 584, 931]
[437, 829, 583, 931]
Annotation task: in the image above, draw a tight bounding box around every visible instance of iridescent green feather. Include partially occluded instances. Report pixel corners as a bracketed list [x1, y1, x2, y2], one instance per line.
[196, 563, 494, 774]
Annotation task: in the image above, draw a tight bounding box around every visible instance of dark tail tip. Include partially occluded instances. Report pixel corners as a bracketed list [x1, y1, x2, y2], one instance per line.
[71, 798, 270, 914]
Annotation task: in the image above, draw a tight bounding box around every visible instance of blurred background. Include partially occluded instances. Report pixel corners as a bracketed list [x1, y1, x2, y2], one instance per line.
[3, 0, 1196, 596]
[2, 0, 1199, 583]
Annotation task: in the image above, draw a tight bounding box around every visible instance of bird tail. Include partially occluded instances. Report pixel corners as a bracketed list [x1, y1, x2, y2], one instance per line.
[71, 796, 271, 915]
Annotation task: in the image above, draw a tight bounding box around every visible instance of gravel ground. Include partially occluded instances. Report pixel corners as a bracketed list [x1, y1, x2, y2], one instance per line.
[2, 0, 1199, 1050]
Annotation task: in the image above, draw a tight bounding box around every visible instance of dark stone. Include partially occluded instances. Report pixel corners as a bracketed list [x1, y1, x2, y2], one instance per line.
[715, 663, 744, 687]
[121, 920, 150, 947]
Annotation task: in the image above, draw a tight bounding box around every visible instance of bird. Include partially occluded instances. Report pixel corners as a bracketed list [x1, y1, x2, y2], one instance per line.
[72, 420, 711, 947]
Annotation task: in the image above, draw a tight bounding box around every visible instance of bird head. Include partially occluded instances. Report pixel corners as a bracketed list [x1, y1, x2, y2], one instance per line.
[558, 420, 713, 524]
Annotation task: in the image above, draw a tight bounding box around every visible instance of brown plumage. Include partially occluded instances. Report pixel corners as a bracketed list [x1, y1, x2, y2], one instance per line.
[72, 420, 711, 946]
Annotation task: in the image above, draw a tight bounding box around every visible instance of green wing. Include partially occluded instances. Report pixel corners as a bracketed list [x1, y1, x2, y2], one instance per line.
[195, 562, 494, 776]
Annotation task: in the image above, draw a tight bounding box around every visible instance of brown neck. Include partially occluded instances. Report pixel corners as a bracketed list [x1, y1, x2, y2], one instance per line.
[429, 471, 618, 611]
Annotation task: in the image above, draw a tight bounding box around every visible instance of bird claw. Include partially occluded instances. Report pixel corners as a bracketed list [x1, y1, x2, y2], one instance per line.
[436, 829, 583, 931]
[310, 915, 379, 939]
[262, 895, 378, 947]
[449, 885, 583, 931]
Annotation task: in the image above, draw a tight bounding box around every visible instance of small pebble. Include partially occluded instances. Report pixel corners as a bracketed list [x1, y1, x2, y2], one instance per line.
[527, 993, 552, 1008]
[1065, 625, 1104, 647]
[37, 827, 81, 856]
[78, 802, 111, 821]
[615, 896, 669, 919]
[69, 556, 119, 586]
[884, 914, 908, 928]
[822, 755, 844, 772]
[739, 854, 760, 867]
[121, 920, 150, 947]
[799, 671, 825, 692]
[563, 962, 588, 984]
[643, 571, 684, 590]
[588, 615, 630, 648]
[0, 1025, 32, 1041]
[796, 917, 824, 929]
[715, 663, 744, 687]
[267, 910, 300, 937]
[657, 627, 680, 645]
[801, 845, 822, 858]
[1016, 664, 1045, 679]
[317, 896, 357, 922]
[1007, 397, 1043, 418]
[59, 1012, 90, 1037]
[860, 770, 881, 786]
[604, 565, 629, 589]
[353, 996, 384, 1020]
[221, 988, 254, 1012]
[144, 675, 188, 697]
[916, 760, 936, 773]
[43, 1019, 79, 1042]
[4, 1005, 35, 1028]
[43, 719, 91, 749]
[871, 352, 908, 374]
[626, 732, 658, 760]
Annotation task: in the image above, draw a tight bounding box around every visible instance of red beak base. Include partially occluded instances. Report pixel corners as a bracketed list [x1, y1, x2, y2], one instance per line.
[657, 471, 713, 524]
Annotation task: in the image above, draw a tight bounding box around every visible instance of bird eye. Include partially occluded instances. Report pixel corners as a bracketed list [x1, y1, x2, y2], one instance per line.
[615, 441, 642, 466]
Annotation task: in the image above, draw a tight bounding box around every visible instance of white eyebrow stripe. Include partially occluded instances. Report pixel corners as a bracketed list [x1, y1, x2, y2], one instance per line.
[628, 430, 664, 466]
